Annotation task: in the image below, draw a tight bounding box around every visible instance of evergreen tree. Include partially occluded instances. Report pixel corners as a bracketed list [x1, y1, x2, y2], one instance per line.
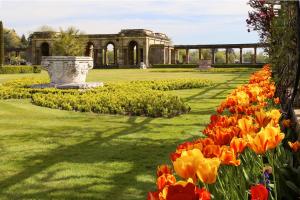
[0, 21, 4, 66]
[20, 34, 28, 48]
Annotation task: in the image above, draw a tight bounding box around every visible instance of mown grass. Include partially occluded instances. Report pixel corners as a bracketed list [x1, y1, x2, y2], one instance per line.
[0, 68, 255, 200]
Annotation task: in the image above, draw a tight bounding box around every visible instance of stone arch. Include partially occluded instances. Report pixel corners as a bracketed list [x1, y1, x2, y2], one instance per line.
[105, 42, 116, 65]
[128, 40, 139, 66]
[85, 42, 94, 58]
[41, 42, 50, 56]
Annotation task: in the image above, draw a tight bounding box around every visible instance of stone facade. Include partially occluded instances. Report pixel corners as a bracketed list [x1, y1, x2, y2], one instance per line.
[28, 29, 174, 68]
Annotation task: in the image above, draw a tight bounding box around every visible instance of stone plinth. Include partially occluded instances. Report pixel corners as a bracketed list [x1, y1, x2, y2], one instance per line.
[31, 82, 103, 89]
[198, 59, 212, 69]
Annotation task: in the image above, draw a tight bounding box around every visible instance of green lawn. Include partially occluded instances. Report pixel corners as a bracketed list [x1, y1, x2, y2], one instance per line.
[0, 68, 255, 200]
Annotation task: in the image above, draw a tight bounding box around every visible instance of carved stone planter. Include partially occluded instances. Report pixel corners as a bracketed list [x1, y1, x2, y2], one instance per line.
[33, 56, 103, 89]
[41, 56, 93, 84]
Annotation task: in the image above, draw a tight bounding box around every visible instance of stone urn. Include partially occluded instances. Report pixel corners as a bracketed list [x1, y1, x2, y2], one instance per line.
[41, 56, 93, 84]
[37, 56, 102, 89]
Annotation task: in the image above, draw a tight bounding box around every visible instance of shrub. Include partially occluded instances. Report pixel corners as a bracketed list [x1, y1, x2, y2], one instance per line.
[0, 65, 42, 74]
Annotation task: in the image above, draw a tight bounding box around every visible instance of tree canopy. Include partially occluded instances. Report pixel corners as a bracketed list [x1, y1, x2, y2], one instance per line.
[4, 28, 23, 49]
[52, 27, 87, 56]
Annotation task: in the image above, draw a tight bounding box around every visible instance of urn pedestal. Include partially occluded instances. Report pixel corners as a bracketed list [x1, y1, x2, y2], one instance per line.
[32, 56, 103, 89]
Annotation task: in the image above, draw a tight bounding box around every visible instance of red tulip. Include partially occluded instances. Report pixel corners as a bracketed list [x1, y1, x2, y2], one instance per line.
[250, 184, 268, 200]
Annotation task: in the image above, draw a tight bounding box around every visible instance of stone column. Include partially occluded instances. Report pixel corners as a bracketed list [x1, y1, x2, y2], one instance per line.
[254, 47, 257, 64]
[162, 48, 166, 64]
[211, 48, 215, 64]
[175, 49, 179, 64]
[171, 49, 175, 64]
[94, 49, 98, 67]
[143, 45, 149, 67]
[103, 48, 107, 65]
[168, 48, 172, 64]
[114, 48, 118, 65]
[225, 48, 229, 64]
[185, 49, 189, 64]
[240, 48, 243, 64]
[198, 49, 202, 61]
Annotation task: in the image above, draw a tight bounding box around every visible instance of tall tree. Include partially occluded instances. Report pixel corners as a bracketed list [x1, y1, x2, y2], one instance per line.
[0, 21, 4, 66]
[20, 34, 28, 48]
[36, 25, 56, 32]
[3, 28, 21, 49]
[52, 27, 87, 56]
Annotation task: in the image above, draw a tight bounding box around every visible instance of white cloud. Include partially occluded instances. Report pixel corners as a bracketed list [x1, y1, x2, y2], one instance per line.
[0, 0, 258, 44]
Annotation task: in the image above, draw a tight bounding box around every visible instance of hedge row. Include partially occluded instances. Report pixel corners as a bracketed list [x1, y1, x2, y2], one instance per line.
[127, 79, 214, 91]
[0, 78, 215, 117]
[211, 63, 265, 68]
[151, 64, 198, 68]
[151, 63, 265, 69]
[0, 65, 42, 74]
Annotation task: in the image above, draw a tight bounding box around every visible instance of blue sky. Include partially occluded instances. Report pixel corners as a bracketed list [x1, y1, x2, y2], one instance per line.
[0, 0, 259, 44]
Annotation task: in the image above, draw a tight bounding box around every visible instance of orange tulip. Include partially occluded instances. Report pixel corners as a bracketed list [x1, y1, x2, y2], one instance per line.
[219, 146, 241, 166]
[196, 157, 221, 184]
[288, 141, 300, 152]
[274, 97, 280, 104]
[157, 174, 177, 191]
[255, 109, 271, 128]
[247, 125, 284, 154]
[230, 137, 247, 154]
[202, 144, 221, 158]
[173, 149, 204, 181]
[157, 165, 173, 177]
[282, 119, 291, 128]
[212, 127, 234, 145]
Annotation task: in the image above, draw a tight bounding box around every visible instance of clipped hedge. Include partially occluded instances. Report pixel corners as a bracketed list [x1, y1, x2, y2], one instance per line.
[0, 78, 215, 117]
[0, 65, 42, 74]
[151, 63, 265, 69]
[211, 63, 264, 68]
[151, 64, 198, 68]
[128, 79, 214, 91]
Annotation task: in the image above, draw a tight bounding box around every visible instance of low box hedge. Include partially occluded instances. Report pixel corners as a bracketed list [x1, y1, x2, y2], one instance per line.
[151, 63, 265, 69]
[211, 63, 265, 68]
[151, 64, 198, 68]
[0, 65, 42, 74]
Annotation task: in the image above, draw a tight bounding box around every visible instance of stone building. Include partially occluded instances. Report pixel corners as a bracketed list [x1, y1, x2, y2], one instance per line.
[28, 29, 174, 68]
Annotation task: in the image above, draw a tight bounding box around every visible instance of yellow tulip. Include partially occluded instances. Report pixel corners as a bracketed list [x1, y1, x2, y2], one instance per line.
[196, 157, 221, 184]
[173, 149, 204, 181]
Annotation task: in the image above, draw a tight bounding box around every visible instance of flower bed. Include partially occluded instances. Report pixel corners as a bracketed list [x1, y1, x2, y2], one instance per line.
[0, 78, 215, 117]
[148, 64, 300, 199]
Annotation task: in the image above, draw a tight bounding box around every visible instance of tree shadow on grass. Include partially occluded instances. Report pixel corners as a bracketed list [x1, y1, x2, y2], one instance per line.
[0, 116, 192, 200]
[0, 72, 252, 200]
